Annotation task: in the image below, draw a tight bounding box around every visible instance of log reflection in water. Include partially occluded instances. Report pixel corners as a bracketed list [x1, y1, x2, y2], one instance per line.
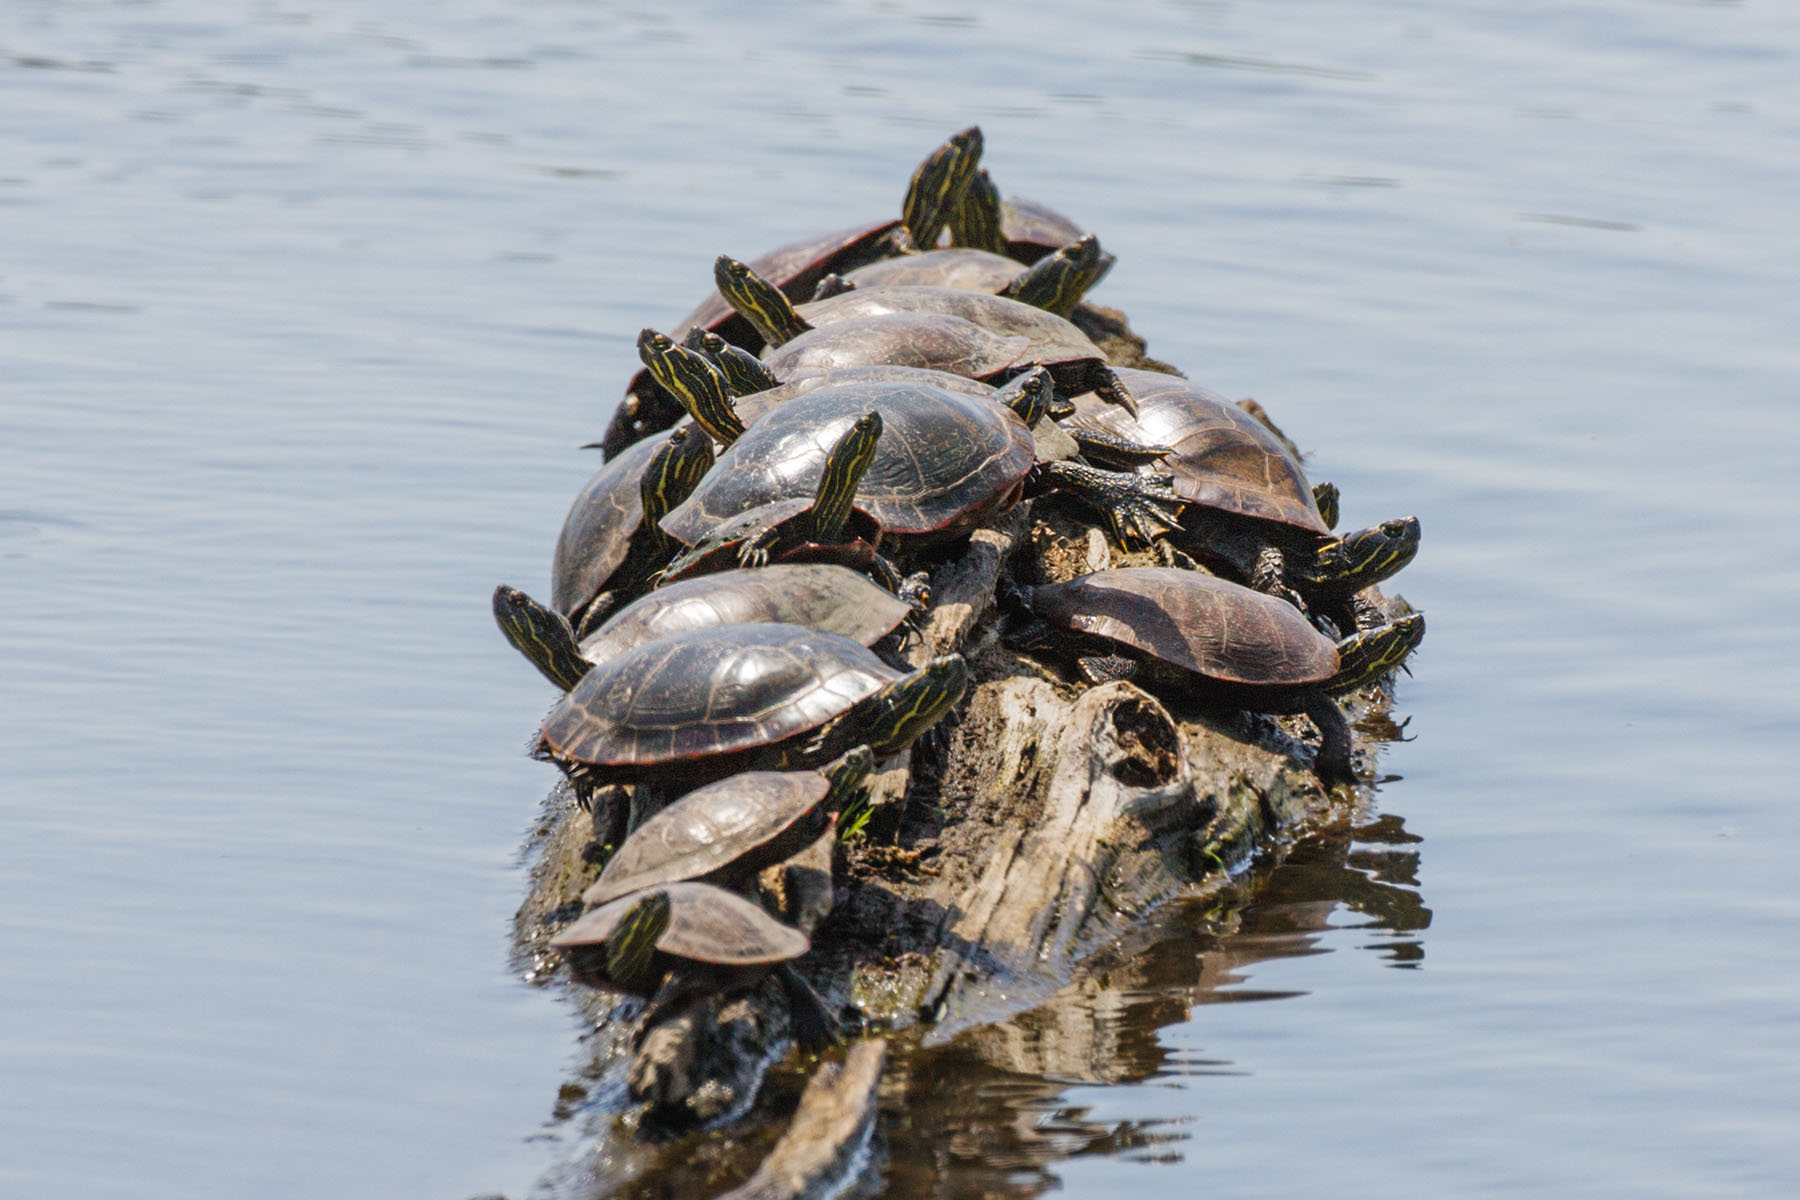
[874, 814, 1431, 1198]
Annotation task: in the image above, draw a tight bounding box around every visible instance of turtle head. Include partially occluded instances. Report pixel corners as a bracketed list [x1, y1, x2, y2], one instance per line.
[995, 367, 1055, 429]
[811, 412, 882, 545]
[1315, 515, 1421, 593]
[948, 165, 1005, 254]
[714, 255, 812, 348]
[902, 126, 984, 250]
[640, 427, 715, 529]
[637, 327, 744, 446]
[601, 890, 671, 993]
[1311, 481, 1341, 531]
[1004, 234, 1106, 318]
[1330, 613, 1425, 693]
[857, 654, 969, 758]
[492, 584, 590, 692]
[821, 744, 876, 809]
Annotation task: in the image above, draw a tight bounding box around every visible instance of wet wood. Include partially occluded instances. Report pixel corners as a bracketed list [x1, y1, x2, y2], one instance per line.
[508, 304, 1411, 1189]
[715, 1039, 887, 1200]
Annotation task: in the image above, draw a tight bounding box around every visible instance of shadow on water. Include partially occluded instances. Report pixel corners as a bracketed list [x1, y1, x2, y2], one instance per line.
[549, 807, 1430, 1200]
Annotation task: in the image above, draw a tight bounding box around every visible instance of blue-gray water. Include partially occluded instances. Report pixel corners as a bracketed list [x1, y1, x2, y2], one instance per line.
[5, 1, 1797, 1197]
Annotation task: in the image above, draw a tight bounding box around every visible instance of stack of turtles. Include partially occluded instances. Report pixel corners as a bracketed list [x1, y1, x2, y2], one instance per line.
[492, 127, 1427, 1132]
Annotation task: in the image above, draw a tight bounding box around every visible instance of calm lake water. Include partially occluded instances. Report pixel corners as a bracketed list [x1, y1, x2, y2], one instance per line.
[5, 1, 1798, 1197]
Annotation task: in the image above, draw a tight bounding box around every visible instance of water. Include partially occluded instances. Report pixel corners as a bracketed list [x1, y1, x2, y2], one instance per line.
[4, 1, 1797, 1196]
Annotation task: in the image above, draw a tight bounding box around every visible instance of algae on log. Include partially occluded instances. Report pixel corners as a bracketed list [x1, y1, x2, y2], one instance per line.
[509, 304, 1415, 1190]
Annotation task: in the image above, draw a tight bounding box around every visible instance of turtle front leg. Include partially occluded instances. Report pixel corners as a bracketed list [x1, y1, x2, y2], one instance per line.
[1304, 693, 1357, 787]
[1249, 545, 1309, 614]
[1033, 459, 1185, 550]
[1085, 363, 1139, 417]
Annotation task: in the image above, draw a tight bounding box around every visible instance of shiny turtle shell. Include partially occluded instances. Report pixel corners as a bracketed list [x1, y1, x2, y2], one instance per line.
[733, 364, 1074, 460]
[1068, 367, 1329, 535]
[606, 219, 905, 459]
[662, 381, 1035, 548]
[551, 881, 809, 968]
[836, 247, 1026, 294]
[577, 564, 909, 667]
[762, 313, 1031, 385]
[543, 623, 901, 773]
[550, 429, 676, 617]
[1029, 567, 1339, 702]
[583, 768, 836, 906]
[794, 286, 1108, 366]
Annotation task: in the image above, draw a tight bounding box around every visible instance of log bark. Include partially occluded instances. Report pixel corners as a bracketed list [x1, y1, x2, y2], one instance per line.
[509, 304, 1413, 1195]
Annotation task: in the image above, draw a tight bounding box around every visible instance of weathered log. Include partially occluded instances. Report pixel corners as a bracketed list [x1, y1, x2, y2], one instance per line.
[715, 1039, 887, 1200]
[509, 304, 1413, 1194]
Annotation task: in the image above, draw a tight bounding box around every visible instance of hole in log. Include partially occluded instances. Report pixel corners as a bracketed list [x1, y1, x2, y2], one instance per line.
[1106, 695, 1181, 788]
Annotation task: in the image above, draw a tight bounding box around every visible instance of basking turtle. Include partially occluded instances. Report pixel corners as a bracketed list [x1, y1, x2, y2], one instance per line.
[1015, 567, 1425, 784]
[1067, 367, 1420, 630]
[603, 127, 984, 458]
[550, 426, 715, 635]
[584, 746, 871, 906]
[539, 622, 967, 794]
[949, 169, 1106, 267]
[716, 257, 1138, 412]
[491, 564, 912, 691]
[656, 410, 900, 587]
[659, 374, 1181, 556]
[550, 881, 837, 1048]
[818, 233, 1110, 319]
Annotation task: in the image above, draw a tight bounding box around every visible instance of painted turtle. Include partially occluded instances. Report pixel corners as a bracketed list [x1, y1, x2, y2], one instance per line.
[603, 127, 984, 458]
[716, 257, 1138, 412]
[583, 746, 871, 907]
[818, 233, 1110, 319]
[659, 374, 1180, 556]
[539, 622, 967, 793]
[550, 426, 714, 635]
[550, 881, 838, 1048]
[1067, 367, 1420, 630]
[491, 564, 912, 692]
[1015, 567, 1425, 784]
[655, 410, 899, 587]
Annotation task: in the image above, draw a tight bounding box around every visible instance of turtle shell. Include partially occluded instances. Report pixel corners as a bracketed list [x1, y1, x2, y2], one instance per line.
[1001, 195, 1088, 263]
[796, 286, 1107, 366]
[763, 314, 1030, 384]
[551, 881, 809, 966]
[838, 247, 1025, 294]
[578, 564, 909, 666]
[672, 218, 903, 349]
[583, 768, 834, 905]
[661, 380, 1035, 546]
[609, 219, 905, 460]
[543, 623, 899, 770]
[1031, 567, 1339, 689]
[550, 430, 672, 616]
[1069, 368, 1329, 536]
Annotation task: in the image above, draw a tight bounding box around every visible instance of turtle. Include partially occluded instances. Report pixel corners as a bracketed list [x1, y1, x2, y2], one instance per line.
[539, 622, 967, 797]
[1066, 367, 1420, 631]
[491, 564, 913, 692]
[549, 425, 715, 635]
[1013, 566, 1426, 784]
[658, 373, 1182, 557]
[550, 881, 839, 1049]
[583, 745, 872, 907]
[602, 127, 985, 459]
[654, 410, 904, 589]
[681, 326, 779, 399]
[815, 233, 1111, 319]
[715, 257, 1139, 412]
[948, 168, 1106, 267]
